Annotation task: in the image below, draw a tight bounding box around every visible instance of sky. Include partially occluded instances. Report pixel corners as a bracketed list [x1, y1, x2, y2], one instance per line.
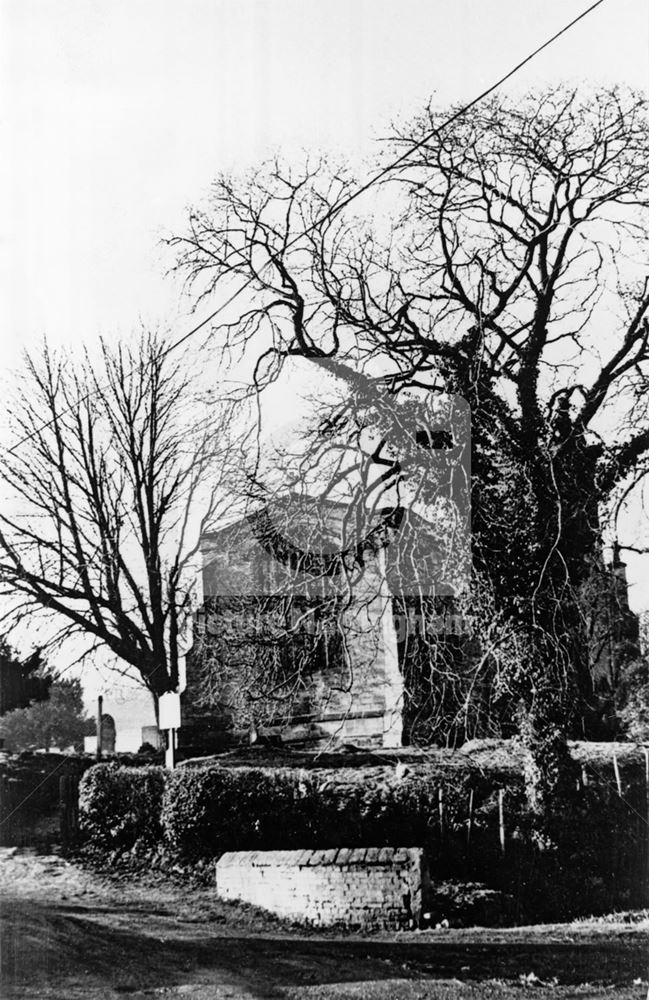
[0, 0, 648, 708]
[1, 0, 647, 359]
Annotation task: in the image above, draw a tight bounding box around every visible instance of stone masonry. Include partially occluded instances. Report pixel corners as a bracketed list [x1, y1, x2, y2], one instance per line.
[215, 846, 425, 928]
[183, 498, 425, 752]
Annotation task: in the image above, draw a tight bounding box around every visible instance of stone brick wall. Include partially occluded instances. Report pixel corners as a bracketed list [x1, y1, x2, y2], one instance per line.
[215, 846, 425, 928]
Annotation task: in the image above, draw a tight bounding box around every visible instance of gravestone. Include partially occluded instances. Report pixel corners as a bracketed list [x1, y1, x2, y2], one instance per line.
[100, 714, 116, 754]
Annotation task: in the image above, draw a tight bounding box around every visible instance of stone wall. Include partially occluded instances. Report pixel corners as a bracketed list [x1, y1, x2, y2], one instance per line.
[215, 846, 425, 928]
[183, 506, 405, 751]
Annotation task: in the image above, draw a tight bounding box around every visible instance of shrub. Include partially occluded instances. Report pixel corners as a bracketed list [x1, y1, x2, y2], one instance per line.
[79, 763, 166, 852]
[161, 763, 481, 861]
[529, 779, 647, 918]
[162, 766, 316, 858]
[616, 659, 649, 741]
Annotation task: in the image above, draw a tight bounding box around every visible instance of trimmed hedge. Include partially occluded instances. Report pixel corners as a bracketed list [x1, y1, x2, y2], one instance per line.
[80, 760, 497, 859]
[79, 763, 166, 852]
[78, 751, 648, 919]
[161, 765, 470, 859]
[167, 761, 531, 864]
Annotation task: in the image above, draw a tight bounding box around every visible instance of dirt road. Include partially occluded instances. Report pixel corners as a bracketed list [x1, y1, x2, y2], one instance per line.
[0, 848, 646, 999]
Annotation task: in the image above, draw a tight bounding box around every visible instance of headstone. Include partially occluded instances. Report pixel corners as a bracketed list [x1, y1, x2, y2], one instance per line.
[100, 714, 116, 753]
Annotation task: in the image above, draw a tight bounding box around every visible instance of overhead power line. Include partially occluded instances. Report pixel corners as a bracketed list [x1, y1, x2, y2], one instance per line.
[7, 0, 607, 456]
[157, 0, 608, 358]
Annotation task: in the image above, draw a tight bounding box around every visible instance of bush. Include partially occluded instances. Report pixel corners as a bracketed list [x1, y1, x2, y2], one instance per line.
[529, 778, 647, 918]
[616, 659, 649, 740]
[162, 766, 313, 858]
[79, 763, 166, 852]
[161, 763, 481, 861]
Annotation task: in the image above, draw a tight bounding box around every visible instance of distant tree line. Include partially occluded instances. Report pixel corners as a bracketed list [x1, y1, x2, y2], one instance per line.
[0, 642, 93, 753]
[0, 642, 50, 716]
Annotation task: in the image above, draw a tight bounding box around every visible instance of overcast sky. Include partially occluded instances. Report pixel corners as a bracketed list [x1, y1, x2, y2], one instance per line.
[2, 0, 647, 357]
[1, 0, 648, 670]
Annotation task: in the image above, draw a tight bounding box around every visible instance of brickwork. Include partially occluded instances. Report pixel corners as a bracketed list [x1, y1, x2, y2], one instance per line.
[215, 846, 425, 928]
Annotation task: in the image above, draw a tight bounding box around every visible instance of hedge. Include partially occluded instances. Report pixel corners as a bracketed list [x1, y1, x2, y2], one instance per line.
[161, 765, 472, 859]
[79, 763, 166, 852]
[79, 760, 494, 859]
[78, 753, 648, 919]
[166, 761, 522, 862]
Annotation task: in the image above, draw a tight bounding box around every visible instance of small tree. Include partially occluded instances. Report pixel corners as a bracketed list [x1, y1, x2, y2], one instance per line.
[0, 332, 239, 699]
[0, 674, 93, 752]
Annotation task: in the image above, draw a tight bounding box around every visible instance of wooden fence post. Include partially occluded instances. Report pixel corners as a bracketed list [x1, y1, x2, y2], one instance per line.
[59, 775, 79, 852]
[613, 751, 622, 797]
[96, 695, 103, 761]
[0, 774, 10, 846]
[467, 788, 474, 853]
[643, 747, 649, 887]
[498, 788, 506, 855]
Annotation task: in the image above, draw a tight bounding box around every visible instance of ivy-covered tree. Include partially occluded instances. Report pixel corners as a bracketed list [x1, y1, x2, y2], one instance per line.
[170, 86, 649, 815]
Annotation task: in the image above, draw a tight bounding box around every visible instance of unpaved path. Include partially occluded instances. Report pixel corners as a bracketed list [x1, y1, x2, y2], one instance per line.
[0, 848, 647, 999]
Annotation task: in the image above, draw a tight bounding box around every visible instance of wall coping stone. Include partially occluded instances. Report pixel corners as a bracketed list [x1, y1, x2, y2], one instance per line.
[217, 846, 422, 869]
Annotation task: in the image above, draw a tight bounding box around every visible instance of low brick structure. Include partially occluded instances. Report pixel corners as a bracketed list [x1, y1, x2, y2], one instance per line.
[215, 846, 426, 928]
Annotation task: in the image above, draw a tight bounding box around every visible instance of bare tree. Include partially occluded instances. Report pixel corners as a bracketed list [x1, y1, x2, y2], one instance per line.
[170, 86, 649, 810]
[0, 332, 239, 699]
